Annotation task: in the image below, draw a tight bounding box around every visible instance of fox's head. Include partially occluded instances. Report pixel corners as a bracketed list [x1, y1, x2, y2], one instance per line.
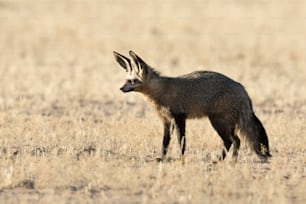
[113, 51, 157, 93]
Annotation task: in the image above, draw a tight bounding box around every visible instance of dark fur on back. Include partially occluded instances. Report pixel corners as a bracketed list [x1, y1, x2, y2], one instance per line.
[114, 51, 271, 162]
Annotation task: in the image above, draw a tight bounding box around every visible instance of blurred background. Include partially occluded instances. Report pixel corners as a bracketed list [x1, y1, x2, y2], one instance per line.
[0, 0, 305, 118]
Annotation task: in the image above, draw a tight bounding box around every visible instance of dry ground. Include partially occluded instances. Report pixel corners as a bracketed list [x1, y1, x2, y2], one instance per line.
[0, 0, 306, 203]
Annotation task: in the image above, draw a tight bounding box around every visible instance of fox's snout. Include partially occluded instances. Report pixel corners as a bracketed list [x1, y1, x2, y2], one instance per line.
[120, 85, 133, 93]
[120, 83, 134, 93]
[120, 79, 143, 93]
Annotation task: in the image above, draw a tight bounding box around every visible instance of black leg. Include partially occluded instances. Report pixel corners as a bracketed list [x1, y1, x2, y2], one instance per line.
[174, 114, 186, 157]
[232, 135, 240, 161]
[208, 115, 234, 161]
[221, 139, 232, 160]
[160, 121, 171, 160]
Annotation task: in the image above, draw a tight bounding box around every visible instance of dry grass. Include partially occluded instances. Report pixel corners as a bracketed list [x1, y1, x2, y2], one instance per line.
[0, 0, 306, 203]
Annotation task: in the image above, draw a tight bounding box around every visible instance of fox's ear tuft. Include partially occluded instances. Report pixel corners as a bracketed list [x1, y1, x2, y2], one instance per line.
[129, 50, 137, 59]
[113, 51, 131, 71]
[129, 50, 143, 63]
[129, 50, 147, 67]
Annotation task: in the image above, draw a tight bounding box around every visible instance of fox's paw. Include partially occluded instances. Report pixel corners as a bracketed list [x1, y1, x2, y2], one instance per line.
[156, 157, 164, 163]
[180, 156, 185, 166]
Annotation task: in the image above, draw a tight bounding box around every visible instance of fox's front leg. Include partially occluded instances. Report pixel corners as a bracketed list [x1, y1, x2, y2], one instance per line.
[157, 121, 171, 162]
[174, 114, 186, 165]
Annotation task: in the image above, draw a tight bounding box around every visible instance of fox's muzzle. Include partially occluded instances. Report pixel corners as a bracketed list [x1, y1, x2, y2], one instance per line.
[120, 84, 134, 93]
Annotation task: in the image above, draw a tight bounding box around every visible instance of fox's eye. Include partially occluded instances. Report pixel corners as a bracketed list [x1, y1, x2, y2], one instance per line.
[127, 79, 135, 84]
[128, 79, 140, 84]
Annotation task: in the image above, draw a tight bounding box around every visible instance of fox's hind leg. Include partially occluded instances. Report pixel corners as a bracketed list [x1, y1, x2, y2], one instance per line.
[209, 115, 236, 161]
[231, 135, 240, 162]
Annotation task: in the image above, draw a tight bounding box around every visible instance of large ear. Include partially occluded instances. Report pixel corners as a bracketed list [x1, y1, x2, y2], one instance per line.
[129, 50, 147, 70]
[113, 51, 131, 71]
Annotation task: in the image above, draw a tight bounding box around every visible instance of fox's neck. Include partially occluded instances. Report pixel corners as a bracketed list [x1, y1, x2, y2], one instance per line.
[141, 75, 177, 107]
[140, 75, 178, 122]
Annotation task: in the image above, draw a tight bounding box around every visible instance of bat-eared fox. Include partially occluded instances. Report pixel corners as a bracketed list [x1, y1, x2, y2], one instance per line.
[114, 50, 271, 164]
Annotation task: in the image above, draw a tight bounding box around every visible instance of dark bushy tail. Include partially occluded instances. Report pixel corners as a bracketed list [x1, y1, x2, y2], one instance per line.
[238, 105, 272, 159]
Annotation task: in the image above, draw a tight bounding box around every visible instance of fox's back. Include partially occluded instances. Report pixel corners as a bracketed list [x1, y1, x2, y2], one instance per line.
[157, 71, 251, 118]
[180, 71, 244, 93]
